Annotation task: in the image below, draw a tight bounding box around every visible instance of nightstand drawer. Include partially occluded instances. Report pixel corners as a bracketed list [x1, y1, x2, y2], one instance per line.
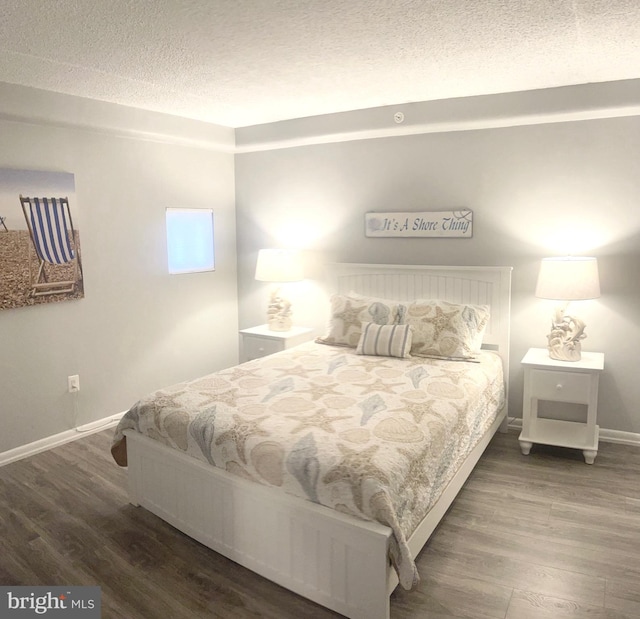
[243, 337, 283, 361]
[530, 369, 592, 404]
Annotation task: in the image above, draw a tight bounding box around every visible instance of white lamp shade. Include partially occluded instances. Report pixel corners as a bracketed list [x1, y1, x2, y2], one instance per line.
[535, 256, 600, 301]
[255, 248, 303, 282]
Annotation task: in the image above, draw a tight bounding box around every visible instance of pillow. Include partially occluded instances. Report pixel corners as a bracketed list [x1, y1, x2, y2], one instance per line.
[404, 300, 490, 360]
[316, 293, 405, 348]
[356, 322, 413, 358]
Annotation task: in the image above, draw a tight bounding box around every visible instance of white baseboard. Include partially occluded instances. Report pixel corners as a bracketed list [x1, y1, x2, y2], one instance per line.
[0, 412, 126, 467]
[507, 418, 640, 447]
[595, 428, 640, 447]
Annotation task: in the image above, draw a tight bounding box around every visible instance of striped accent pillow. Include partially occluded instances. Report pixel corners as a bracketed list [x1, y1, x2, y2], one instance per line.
[356, 322, 413, 358]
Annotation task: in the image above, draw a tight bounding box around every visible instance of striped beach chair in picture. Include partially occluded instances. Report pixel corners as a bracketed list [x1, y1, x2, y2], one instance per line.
[20, 195, 83, 297]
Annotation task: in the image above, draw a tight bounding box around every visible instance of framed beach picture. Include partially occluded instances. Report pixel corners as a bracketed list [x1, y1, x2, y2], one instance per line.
[0, 168, 84, 311]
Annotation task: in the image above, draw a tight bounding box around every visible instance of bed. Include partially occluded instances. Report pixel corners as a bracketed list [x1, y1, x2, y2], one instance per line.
[111, 263, 512, 619]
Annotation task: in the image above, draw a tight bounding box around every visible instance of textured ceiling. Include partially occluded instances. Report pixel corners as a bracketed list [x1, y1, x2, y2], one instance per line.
[1, 0, 639, 128]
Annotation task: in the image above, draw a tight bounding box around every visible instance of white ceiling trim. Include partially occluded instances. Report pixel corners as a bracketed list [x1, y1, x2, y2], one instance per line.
[3, 80, 640, 154]
[236, 80, 640, 152]
[234, 107, 640, 153]
[0, 82, 235, 153]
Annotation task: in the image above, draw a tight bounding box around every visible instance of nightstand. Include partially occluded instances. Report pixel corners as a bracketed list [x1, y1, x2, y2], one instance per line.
[239, 325, 315, 363]
[519, 347, 604, 464]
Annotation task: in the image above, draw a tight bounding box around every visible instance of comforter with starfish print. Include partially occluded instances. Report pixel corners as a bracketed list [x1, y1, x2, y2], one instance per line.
[111, 341, 504, 590]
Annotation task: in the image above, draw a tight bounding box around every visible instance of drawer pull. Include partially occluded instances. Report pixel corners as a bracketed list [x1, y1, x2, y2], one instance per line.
[258, 347, 265, 352]
[556, 383, 563, 390]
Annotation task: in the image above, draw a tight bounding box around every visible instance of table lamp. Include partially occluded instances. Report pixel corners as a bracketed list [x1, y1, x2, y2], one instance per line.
[255, 248, 303, 331]
[535, 256, 600, 361]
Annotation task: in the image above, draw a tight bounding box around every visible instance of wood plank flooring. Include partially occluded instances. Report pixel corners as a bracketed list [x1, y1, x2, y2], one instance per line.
[1, 429, 639, 618]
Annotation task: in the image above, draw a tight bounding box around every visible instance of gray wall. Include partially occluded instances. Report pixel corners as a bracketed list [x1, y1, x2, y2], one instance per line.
[236, 115, 640, 434]
[0, 85, 238, 452]
[2, 81, 638, 453]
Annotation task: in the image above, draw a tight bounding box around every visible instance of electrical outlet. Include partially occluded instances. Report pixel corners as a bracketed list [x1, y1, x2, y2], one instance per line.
[68, 375, 80, 393]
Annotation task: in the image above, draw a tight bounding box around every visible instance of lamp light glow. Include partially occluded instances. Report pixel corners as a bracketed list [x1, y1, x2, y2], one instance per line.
[535, 256, 600, 301]
[255, 249, 303, 332]
[535, 256, 600, 361]
[255, 249, 303, 283]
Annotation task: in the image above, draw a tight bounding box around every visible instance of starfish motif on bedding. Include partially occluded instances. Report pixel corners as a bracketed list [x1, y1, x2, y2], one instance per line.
[205, 387, 245, 408]
[355, 377, 404, 395]
[333, 300, 368, 336]
[273, 364, 322, 379]
[286, 408, 350, 434]
[419, 305, 460, 340]
[392, 398, 440, 425]
[214, 414, 270, 464]
[350, 357, 393, 373]
[307, 381, 344, 401]
[147, 390, 188, 428]
[149, 390, 187, 410]
[437, 367, 476, 385]
[187, 386, 242, 410]
[322, 444, 391, 512]
[222, 366, 263, 382]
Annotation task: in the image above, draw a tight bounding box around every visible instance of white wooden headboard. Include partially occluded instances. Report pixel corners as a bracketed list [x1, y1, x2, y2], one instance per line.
[326, 263, 513, 415]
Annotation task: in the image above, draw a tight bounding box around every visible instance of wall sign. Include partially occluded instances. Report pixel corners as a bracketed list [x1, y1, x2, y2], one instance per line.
[365, 210, 473, 238]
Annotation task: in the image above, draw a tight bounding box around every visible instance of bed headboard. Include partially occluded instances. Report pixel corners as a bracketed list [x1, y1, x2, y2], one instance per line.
[326, 263, 513, 411]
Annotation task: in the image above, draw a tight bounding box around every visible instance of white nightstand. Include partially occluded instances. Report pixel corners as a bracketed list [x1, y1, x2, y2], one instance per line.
[519, 347, 604, 464]
[239, 325, 315, 363]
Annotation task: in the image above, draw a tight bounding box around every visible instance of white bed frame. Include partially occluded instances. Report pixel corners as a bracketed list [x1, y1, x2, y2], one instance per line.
[124, 264, 512, 619]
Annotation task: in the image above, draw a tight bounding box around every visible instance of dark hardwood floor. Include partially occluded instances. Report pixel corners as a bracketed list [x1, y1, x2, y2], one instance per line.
[1, 429, 639, 618]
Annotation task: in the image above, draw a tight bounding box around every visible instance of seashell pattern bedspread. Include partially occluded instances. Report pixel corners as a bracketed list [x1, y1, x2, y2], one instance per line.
[111, 341, 504, 590]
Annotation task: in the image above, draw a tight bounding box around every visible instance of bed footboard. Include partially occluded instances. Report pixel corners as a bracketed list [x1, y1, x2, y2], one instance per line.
[124, 430, 393, 619]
